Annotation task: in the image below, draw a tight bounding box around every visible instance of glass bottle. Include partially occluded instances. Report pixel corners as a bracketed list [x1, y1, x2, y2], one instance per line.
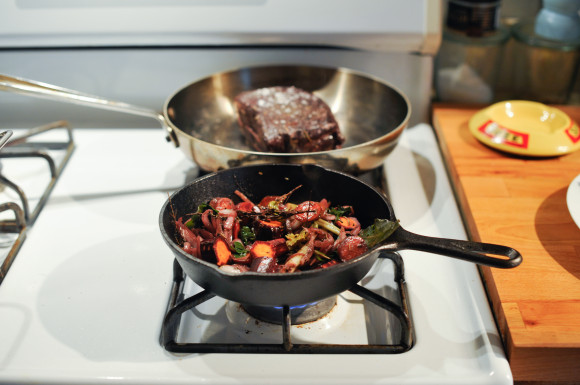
[435, 0, 510, 104]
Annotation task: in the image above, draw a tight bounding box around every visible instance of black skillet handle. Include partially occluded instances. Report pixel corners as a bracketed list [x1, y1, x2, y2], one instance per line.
[383, 227, 522, 268]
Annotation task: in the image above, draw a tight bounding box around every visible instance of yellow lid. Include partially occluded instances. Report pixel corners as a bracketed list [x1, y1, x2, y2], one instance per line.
[468, 100, 580, 157]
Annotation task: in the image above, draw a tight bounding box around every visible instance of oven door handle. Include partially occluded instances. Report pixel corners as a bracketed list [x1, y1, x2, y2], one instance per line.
[0, 74, 179, 147]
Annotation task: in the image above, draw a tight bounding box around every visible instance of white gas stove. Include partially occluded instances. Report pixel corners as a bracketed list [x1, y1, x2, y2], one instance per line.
[0, 1, 513, 383]
[0, 124, 512, 384]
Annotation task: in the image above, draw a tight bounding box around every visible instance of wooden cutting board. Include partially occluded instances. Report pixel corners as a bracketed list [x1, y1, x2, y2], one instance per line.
[432, 104, 580, 384]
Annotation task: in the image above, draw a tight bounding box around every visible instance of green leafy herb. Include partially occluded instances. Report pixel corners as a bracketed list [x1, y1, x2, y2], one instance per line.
[231, 241, 248, 258]
[240, 226, 256, 245]
[360, 218, 400, 248]
[184, 216, 200, 229]
[328, 205, 354, 218]
[184, 202, 218, 229]
[285, 229, 309, 250]
[198, 202, 217, 214]
[314, 250, 331, 261]
[314, 218, 341, 236]
[267, 200, 280, 211]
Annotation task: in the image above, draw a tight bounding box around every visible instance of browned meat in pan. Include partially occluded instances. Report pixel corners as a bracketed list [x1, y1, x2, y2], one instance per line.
[234, 86, 345, 153]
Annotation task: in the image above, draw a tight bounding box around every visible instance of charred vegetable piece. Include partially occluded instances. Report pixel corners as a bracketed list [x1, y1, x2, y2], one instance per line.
[220, 264, 250, 274]
[200, 240, 216, 263]
[258, 195, 279, 207]
[282, 233, 315, 273]
[213, 236, 232, 266]
[182, 242, 199, 258]
[210, 197, 235, 211]
[310, 228, 334, 254]
[235, 201, 254, 213]
[175, 218, 198, 244]
[337, 236, 368, 261]
[294, 201, 323, 222]
[258, 185, 303, 209]
[269, 238, 290, 258]
[318, 259, 339, 269]
[254, 218, 285, 240]
[250, 256, 277, 273]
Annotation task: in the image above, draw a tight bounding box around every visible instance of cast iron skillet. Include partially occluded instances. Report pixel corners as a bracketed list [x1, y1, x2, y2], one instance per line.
[159, 164, 522, 307]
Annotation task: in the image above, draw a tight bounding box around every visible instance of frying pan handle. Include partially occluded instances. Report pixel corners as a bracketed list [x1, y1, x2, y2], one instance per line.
[385, 227, 522, 268]
[0, 74, 179, 147]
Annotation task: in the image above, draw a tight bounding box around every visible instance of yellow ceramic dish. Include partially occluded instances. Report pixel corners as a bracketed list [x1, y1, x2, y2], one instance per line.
[468, 100, 580, 157]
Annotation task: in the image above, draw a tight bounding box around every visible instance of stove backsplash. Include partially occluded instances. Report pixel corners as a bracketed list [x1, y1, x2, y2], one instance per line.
[0, 48, 434, 130]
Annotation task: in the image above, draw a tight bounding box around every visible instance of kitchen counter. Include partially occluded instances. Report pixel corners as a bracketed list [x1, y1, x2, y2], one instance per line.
[432, 104, 580, 383]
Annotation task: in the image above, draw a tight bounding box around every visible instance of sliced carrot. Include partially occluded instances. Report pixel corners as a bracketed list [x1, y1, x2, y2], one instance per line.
[213, 236, 232, 266]
[250, 241, 276, 259]
[336, 216, 358, 230]
[319, 260, 339, 269]
[258, 219, 283, 227]
[250, 238, 289, 260]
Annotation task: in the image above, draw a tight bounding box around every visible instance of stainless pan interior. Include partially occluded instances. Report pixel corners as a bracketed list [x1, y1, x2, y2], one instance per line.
[165, 65, 411, 174]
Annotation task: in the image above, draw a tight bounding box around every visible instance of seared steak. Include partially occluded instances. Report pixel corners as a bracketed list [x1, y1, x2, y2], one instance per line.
[234, 86, 344, 153]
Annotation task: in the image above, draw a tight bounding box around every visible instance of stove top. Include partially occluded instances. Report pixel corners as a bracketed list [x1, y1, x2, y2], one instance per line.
[162, 251, 413, 354]
[0, 123, 513, 384]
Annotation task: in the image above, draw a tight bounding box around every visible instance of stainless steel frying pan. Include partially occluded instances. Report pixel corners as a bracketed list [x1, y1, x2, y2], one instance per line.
[0, 65, 410, 174]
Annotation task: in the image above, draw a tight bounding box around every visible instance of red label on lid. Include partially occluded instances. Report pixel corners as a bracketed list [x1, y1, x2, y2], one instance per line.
[477, 120, 529, 149]
[565, 122, 580, 144]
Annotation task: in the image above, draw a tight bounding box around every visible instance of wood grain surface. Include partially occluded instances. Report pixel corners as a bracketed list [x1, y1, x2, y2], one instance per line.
[432, 104, 580, 383]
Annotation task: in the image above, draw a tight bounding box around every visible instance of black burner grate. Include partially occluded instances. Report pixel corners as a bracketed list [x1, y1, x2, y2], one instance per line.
[161, 251, 414, 354]
[0, 121, 74, 284]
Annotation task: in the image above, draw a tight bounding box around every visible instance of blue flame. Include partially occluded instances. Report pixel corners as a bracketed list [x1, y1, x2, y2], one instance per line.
[272, 302, 318, 310]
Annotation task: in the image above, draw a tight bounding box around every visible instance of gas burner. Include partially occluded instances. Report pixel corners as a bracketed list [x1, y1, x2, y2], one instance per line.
[161, 251, 414, 354]
[0, 120, 74, 283]
[243, 296, 338, 325]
